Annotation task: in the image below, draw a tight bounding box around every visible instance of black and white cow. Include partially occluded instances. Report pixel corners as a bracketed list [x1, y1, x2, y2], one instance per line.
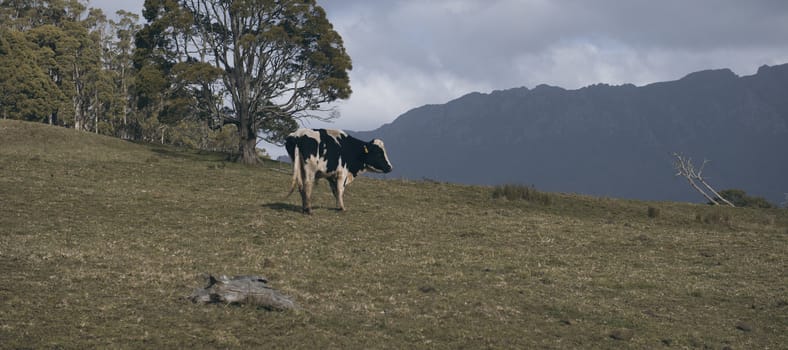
[285, 128, 393, 214]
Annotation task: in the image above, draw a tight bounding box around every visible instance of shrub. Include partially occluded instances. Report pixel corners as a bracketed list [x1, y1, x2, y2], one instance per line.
[713, 189, 774, 208]
[647, 206, 660, 218]
[168, 121, 240, 154]
[492, 184, 552, 206]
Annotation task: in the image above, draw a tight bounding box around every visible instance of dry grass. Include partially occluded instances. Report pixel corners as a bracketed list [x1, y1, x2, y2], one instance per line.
[1, 119, 787, 349]
[492, 184, 553, 205]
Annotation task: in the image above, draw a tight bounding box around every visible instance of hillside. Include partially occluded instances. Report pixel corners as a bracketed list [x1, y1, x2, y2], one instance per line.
[1, 120, 786, 348]
[354, 63, 788, 205]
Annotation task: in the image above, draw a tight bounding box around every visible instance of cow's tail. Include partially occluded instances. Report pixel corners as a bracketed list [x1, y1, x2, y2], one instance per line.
[286, 146, 303, 198]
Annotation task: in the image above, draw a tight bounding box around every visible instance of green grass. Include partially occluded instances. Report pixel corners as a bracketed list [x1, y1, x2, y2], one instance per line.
[1, 119, 786, 349]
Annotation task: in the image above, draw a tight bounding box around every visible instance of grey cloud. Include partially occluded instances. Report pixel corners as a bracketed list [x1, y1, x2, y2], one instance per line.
[325, 1, 788, 85]
[90, 0, 788, 134]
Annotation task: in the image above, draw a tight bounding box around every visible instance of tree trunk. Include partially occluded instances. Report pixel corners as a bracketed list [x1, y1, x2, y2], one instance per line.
[94, 88, 99, 134]
[122, 84, 128, 135]
[74, 96, 82, 131]
[686, 177, 719, 205]
[698, 178, 735, 207]
[239, 126, 258, 165]
[238, 108, 258, 164]
[673, 153, 734, 207]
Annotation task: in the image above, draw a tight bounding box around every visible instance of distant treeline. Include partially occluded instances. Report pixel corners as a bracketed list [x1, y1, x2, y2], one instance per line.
[0, 1, 237, 153]
[1, 1, 354, 163]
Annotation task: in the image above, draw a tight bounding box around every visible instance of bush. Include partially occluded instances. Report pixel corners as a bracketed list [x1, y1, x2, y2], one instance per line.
[168, 121, 240, 154]
[647, 206, 660, 218]
[714, 189, 774, 208]
[492, 184, 552, 206]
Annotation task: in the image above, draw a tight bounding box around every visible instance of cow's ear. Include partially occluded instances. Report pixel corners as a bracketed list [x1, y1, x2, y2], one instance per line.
[363, 145, 369, 154]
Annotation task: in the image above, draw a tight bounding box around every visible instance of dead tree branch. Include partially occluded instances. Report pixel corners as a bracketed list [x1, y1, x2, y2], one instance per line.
[695, 160, 735, 207]
[672, 153, 735, 207]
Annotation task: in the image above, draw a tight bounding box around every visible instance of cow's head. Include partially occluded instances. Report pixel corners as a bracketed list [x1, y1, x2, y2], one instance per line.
[363, 139, 393, 173]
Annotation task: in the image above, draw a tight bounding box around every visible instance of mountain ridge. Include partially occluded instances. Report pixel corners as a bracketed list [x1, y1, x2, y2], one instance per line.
[353, 63, 788, 204]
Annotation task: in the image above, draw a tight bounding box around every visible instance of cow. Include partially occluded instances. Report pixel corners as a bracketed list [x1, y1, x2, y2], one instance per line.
[285, 128, 393, 214]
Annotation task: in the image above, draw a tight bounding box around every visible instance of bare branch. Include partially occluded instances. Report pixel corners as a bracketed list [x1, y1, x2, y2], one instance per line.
[672, 153, 734, 207]
[695, 159, 735, 207]
[674, 153, 719, 204]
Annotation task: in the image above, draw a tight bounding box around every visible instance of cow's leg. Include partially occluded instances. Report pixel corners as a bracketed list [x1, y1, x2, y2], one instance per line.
[299, 186, 309, 214]
[335, 173, 347, 211]
[301, 178, 314, 214]
[327, 178, 340, 209]
[297, 184, 311, 214]
[301, 167, 316, 214]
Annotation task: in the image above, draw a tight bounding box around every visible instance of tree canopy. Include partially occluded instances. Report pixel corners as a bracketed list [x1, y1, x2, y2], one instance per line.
[136, 0, 352, 164]
[1, 0, 352, 160]
[1, 0, 125, 131]
[0, 28, 63, 121]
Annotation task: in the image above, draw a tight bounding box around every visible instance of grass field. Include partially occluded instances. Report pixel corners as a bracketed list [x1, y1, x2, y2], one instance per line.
[1, 119, 786, 349]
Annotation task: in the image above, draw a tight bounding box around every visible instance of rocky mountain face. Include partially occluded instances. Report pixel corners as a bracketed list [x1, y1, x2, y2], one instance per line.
[353, 64, 788, 204]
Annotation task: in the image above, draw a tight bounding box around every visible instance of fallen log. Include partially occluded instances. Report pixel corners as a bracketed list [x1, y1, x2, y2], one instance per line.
[188, 274, 298, 311]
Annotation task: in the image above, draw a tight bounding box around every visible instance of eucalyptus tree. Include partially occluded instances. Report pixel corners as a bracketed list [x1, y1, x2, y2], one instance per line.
[0, 0, 88, 124]
[1, 0, 109, 130]
[64, 7, 106, 132]
[108, 10, 141, 138]
[136, 0, 352, 164]
[0, 28, 64, 121]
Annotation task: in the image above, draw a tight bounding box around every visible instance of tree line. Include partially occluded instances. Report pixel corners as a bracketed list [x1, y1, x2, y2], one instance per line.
[1, 0, 351, 162]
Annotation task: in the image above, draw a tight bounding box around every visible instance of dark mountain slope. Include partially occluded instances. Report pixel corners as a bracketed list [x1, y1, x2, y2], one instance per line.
[354, 64, 788, 204]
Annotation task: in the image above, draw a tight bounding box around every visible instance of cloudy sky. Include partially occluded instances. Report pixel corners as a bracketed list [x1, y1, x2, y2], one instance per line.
[91, 0, 788, 149]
